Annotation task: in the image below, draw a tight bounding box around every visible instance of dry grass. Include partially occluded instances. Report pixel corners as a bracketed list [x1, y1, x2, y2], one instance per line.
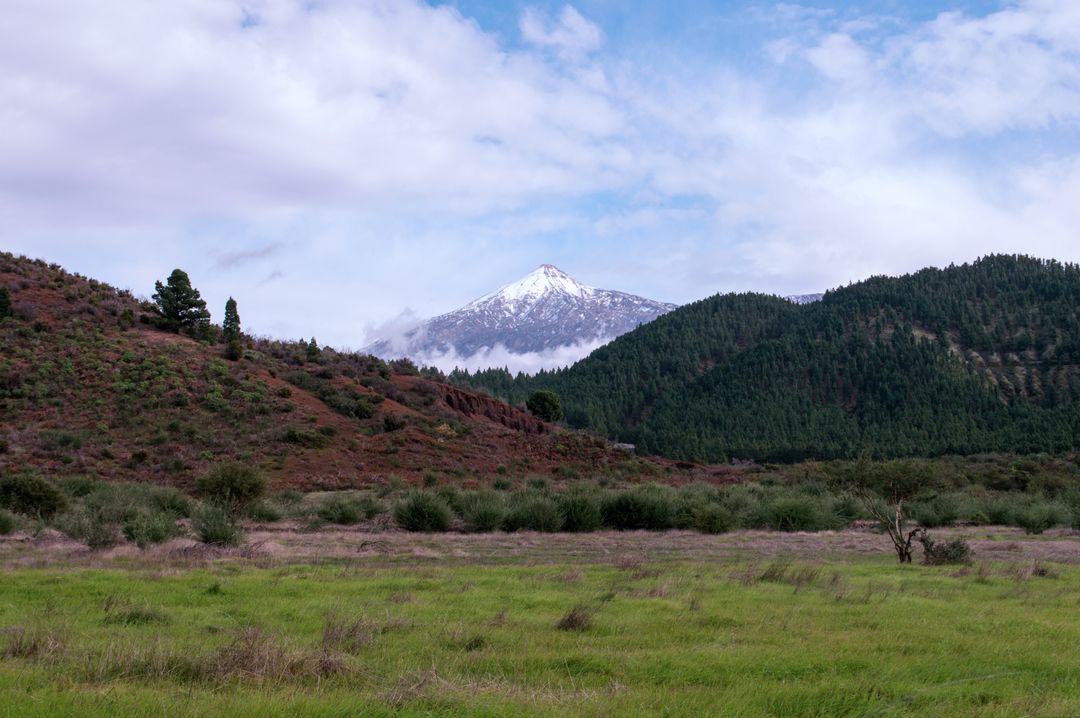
[555, 605, 593, 632]
[2, 625, 66, 661]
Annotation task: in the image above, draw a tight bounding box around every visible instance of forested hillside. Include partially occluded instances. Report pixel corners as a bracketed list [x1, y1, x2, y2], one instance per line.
[452, 255, 1080, 462]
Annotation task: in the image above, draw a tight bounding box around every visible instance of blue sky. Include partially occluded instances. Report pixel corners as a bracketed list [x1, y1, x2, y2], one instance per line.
[3, 0, 1079, 353]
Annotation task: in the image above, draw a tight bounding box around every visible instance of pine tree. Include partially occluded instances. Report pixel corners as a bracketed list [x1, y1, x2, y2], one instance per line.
[152, 269, 210, 334]
[223, 297, 242, 360]
[222, 298, 241, 342]
[306, 337, 321, 362]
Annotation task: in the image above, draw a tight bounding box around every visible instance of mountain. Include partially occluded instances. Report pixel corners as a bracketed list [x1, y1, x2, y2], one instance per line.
[0, 252, 699, 489]
[452, 255, 1080, 463]
[365, 264, 676, 369]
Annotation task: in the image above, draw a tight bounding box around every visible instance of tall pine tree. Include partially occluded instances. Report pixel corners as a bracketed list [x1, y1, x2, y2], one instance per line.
[223, 297, 242, 360]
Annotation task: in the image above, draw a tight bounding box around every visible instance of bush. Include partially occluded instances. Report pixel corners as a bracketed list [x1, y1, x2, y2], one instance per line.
[56, 510, 121, 550]
[60, 476, 104, 498]
[557, 492, 602, 533]
[196, 463, 266, 511]
[0, 509, 16, 535]
[248, 500, 285, 523]
[122, 511, 180, 549]
[919, 533, 973, 565]
[1016, 502, 1069, 535]
[763, 496, 835, 532]
[394, 493, 452, 532]
[694, 504, 734, 534]
[504, 495, 563, 532]
[601, 487, 675, 531]
[457, 491, 506, 533]
[192, 504, 244, 546]
[317, 495, 382, 525]
[526, 391, 563, 423]
[0, 474, 67, 519]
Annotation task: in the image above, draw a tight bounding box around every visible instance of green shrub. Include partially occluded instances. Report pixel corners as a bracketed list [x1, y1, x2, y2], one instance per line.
[247, 500, 285, 523]
[60, 476, 104, 498]
[763, 496, 835, 532]
[457, 491, 506, 533]
[0, 509, 16, 535]
[504, 495, 563, 532]
[557, 492, 602, 532]
[56, 510, 120, 550]
[122, 511, 180, 549]
[196, 463, 266, 511]
[271, 489, 304, 506]
[192, 504, 244, 546]
[316, 495, 382, 525]
[1016, 502, 1069, 535]
[0, 474, 67, 519]
[394, 493, 452, 532]
[919, 533, 973, 565]
[600, 487, 675, 531]
[694, 504, 734, 534]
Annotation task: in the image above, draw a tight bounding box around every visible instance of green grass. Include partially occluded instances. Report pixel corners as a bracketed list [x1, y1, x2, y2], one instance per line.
[1, 557, 1077, 716]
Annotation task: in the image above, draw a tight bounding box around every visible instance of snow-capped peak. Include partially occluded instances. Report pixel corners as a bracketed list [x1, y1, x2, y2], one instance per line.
[470, 264, 595, 307]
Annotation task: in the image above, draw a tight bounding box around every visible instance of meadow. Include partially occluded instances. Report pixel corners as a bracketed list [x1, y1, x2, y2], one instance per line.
[2, 528, 1078, 717]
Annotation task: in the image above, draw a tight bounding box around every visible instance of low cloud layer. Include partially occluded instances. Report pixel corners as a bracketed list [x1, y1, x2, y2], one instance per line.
[413, 337, 614, 375]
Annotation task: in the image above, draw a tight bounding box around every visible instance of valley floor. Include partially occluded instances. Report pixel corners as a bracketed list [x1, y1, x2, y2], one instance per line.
[1, 527, 1078, 717]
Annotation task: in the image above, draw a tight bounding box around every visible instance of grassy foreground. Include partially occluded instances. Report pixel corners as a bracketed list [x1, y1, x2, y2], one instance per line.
[1, 555, 1078, 717]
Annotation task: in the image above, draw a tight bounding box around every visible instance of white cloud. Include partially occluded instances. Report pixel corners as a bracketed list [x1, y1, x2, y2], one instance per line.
[414, 337, 612, 375]
[520, 5, 604, 60]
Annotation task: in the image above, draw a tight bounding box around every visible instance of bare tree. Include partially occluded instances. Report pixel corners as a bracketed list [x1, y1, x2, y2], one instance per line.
[840, 459, 934, 563]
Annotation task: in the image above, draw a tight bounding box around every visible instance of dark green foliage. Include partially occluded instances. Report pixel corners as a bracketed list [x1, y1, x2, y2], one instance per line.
[195, 463, 266, 511]
[526, 390, 563, 423]
[456, 491, 506, 533]
[0, 509, 16, 535]
[0, 474, 67, 518]
[247, 500, 285, 523]
[306, 337, 321, 362]
[919, 533, 973, 565]
[1016, 503, 1069, 534]
[504, 495, 563, 532]
[557, 491, 602, 532]
[60, 476, 104, 498]
[317, 495, 383, 525]
[600, 486, 675, 531]
[122, 511, 180, 549]
[394, 493, 452, 532]
[693, 504, 734, 534]
[192, 504, 243, 546]
[455, 255, 1080, 462]
[282, 426, 332, 448]
[57, 510, 120, 550]
[762, 496, 836, 532]
[222, 297, 241, 343]
[152, 269, 210, 334]
[0, 286, 11, 319]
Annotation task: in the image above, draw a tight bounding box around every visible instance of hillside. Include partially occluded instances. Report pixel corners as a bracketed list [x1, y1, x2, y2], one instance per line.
[453, 255, 1080, 463]
[0, 253, 702, 490]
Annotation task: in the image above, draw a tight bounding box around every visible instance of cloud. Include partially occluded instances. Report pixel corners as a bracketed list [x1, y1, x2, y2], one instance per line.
[520, 5, 604, 60]
[217, 242, 283, 269]
[413, 337, 613, 375]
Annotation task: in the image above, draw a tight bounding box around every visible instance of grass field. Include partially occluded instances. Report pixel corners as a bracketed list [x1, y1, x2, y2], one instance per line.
[1, 529, 1078, 717]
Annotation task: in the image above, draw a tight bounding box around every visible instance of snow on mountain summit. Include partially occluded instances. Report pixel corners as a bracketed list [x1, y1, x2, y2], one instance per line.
[365, 265, 676, 371]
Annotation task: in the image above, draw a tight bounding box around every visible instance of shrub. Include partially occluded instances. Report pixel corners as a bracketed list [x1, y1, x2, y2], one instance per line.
[763, 496, 835, 532]
[526, 390, 563, 423]
[60, 476, 104, 498]
[122, 511, 180, 549]
[317, 495, 382, 525]
[919, 533, 973, 565]
[0, 474, 67, 519]
[600, 487, 675, 531]
[694, 504, 734, 534]
[1016, 502, 1069, 535]
[192, 504, 244, 546]
[555, 605, 593, 632]
[394, 493, 452, 532]
[56, 510, 121, 550]
[196, 463, 266, 511]
[0, 509, 16, 535]
[248, 500, 285, 523]
[504, 495, 563, 532]
[557, 492, 602, 533]
[457, 491, 506, 533]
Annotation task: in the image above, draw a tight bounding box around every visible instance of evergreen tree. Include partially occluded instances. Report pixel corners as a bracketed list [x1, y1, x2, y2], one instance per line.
[306, 337, 321, 362]
[0, 287, 10, 319]
[152, 269, 210, 334]
[222, 297, 241, 342]
[527, 390, 564, 423]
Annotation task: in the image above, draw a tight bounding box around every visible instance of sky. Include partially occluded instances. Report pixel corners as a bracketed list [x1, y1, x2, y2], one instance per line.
[3, 0, 1080, 351]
